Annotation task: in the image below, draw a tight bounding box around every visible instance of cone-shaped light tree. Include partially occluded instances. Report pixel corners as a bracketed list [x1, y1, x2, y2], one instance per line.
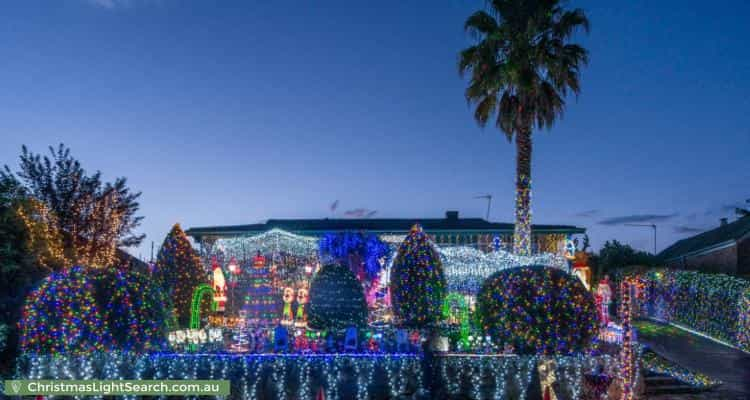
[156, 224, 205, 327]
[390, 224, 446, 328]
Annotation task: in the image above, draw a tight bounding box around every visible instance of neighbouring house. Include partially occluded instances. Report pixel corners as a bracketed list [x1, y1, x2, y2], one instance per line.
[185, 210, 585, 256]
[660, 215, 750, 276]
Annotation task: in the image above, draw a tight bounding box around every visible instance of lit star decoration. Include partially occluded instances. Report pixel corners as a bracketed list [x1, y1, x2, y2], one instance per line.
[477, 266, 598, 355]
[626, 268, 750, 352]
[390, 224, 446, 327]
[19, 266, 107, 354]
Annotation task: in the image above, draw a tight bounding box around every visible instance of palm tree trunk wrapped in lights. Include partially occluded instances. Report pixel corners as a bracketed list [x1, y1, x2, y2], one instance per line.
[459, 0, 589, 255]
[514, 130, 532, 255]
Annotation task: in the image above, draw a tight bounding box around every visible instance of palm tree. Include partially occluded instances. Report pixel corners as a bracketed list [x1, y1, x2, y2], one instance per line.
[459, 0, 589, 255]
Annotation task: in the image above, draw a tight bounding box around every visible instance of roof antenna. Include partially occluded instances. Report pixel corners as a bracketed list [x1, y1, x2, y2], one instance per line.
[473, 194, 493, 220]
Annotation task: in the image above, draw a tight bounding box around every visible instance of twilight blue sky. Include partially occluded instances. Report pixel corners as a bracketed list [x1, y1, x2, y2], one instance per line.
[1, 0, 748, 259]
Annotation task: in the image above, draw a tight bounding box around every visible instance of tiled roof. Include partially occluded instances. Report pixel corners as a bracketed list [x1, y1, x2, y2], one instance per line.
[659, 215, 750, 260]
[185, 216, 584, 239]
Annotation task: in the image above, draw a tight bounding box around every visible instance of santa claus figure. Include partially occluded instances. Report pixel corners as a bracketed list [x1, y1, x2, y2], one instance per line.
[596, 275, 613, 325]
[211, 258, 227, 312]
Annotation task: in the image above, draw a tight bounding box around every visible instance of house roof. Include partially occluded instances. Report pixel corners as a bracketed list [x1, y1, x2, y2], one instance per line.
[659, 215, 750, 260]
[185, 214, 585, 240]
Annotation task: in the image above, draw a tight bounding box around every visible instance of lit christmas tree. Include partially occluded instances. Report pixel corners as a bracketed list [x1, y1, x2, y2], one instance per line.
[390, 224, 446, 328]
[156, 224, 205, 327]
[243, 252, 279, 327]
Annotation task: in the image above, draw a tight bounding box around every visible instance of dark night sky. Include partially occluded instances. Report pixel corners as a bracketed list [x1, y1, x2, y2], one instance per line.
[1, 0, 748, 258]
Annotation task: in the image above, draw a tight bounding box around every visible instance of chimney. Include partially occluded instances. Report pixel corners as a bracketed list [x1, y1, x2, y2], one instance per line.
[720, 217, 728, 226]
[445, 210, 459, 221]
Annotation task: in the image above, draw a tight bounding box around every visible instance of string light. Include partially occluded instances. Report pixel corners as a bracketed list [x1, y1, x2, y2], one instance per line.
[627, 268, 750, 352]
[308, 263, 368, 329]
[156, 224, 205, 327]
[477, 266, 599, 355]
[17, 353, 424, 399]
[212, 228, 319, 259]
[642, 351, 720, 389]
[513, 174, 532, 256]
[19, 266, 107, 354]
[438, 247, 567, 294]
[390, 224, 446, 327]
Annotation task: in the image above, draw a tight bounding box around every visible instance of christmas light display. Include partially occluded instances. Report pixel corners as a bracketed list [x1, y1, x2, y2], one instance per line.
[390, 224, 446, 327]
[190, 284, 216, 330]
[19, 266, 107, 354]
[631, 268, 750, 352]
[213, 228, 318, 259]
[308, 263, 368, 330]
[20, 266, 170, 354]
[295, 287, 309, 328]
[318, 232, 391, 281]
[441, 293, 471, 348]
[438, 246, 567, 294]
[16, 352, 624, 399]
[513, 174, 532, 255]
[477, 266, 598, 355]
[156, 224, 206, 327]
[437, 354, 617, 399]
[619, 277, 642, 400]
[596, 275, 613, 326]
[642, 351, 720, 389]
[17, 353, 423, 400]
[94, 268, 170, 352]
[243, 252, 279, 327]
[212, 258, 227, 312]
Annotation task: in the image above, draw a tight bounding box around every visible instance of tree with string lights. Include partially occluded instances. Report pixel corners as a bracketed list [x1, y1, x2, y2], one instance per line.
[156, 224, 205, 327]
[1, 144, 144, 267]
[459, 1, 590, 255]
[390, 224, 446, 328]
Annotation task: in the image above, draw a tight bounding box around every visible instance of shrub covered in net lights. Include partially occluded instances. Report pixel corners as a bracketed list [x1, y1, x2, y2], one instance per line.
[20, 266, 169, 354]
[19, 267, 108, 354]
[390, 224, 446, 328]
[92, 268, 170, 351]
[308, 263, 368, 330]
[477, 266, 598, 354]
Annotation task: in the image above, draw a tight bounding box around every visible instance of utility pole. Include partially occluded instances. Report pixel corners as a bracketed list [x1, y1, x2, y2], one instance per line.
[624, 223, 657, 255]
[473, 194, 493, 220]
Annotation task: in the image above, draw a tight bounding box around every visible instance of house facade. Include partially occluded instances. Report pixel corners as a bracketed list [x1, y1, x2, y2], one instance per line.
[185, 210, 585, 256]
[660, 215, 750, 276]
